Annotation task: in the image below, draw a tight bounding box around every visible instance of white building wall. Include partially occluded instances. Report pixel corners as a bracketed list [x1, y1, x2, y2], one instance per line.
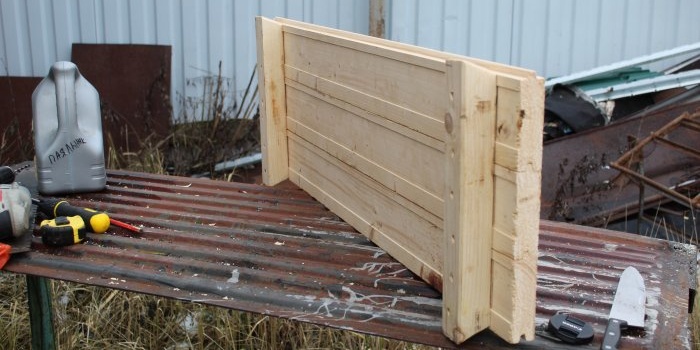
[387, 0, 700, 78]
[0, 0, 369, 120]
[1, 0, 699, 121]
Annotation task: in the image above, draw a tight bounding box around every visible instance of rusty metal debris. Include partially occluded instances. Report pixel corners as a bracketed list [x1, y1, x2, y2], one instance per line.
[542, 84, 700, 243]
[3, 169, 695, 349]
[610, 111, 700, 209]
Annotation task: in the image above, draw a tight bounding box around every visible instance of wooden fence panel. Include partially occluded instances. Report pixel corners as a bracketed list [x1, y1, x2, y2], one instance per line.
[256, 16, 544, 345]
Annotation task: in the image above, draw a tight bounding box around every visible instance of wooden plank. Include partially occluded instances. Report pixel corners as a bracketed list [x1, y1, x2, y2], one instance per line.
[287, 134, 444, 286]
[495, 86, 521, 149]
[283, 31, 448, 124]
[275, 17, 535, 80]
[282, 24, 446, 72]
[286, 115, 444, 222]
[489, 77, 543, 343]
[257, 17, 543, 346]
[369, 0, 385, 38]
[285, 65, 446, 142]
[285, 85, 445, 217]
[255, 17, 288, 185]
[442, 60, 497, 343]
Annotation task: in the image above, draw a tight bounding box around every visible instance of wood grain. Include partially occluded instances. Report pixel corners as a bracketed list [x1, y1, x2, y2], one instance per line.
[257, 16, 543, 345]
[255, 17, 288, 185]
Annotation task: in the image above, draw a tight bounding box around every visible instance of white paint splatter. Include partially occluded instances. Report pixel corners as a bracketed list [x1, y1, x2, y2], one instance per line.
[227, 269, 240, 284]
[603, 243, 618, 252]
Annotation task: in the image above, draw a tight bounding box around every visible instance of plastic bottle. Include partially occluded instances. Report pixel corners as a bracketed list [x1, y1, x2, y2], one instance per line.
[32, 61, 106, 195]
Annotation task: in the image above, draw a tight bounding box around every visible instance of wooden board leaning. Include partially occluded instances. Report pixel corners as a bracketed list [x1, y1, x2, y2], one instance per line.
[256, 17, 544, 345]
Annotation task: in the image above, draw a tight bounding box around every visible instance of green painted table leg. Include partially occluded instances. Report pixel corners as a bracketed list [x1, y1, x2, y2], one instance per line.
[26, 275, 56, 350]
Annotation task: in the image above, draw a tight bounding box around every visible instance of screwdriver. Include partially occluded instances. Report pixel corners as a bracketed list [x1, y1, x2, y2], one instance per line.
[37, 198, 110, 234]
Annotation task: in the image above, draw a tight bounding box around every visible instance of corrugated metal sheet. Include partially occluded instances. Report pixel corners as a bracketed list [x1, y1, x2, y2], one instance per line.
[387, 0, 700, 78]
[0, 0, 369, 120]
[5, 169, 696, 349]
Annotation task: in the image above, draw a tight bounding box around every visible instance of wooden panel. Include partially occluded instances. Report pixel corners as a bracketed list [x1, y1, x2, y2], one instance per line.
[257, 16, 543, 346]
[442, 60, 497, 342]
[285, 65, 446, 143]
[255, 17, 288, 185]
[275, 17, 533, 80]
[287, 134, 443, 283]
[283, 31, 447, 131]
[285, 84, 444, 219]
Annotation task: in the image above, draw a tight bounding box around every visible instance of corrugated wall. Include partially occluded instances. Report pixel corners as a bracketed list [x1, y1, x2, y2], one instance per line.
[387, 0, 700, 78]
[2, 0, 699, 120]
[0, 0, 369, 120]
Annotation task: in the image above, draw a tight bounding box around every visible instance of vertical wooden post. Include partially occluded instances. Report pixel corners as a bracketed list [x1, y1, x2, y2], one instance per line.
[256, 17, 289, 186]
[489, 76, 543, 343]
[443, 60, 497, 343]
[26, 275, 56, 350]
[369, 0, 385, 38]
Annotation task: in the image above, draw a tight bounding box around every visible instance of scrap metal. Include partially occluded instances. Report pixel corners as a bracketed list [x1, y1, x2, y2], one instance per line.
[610, 111, 700, 209]
[542, 88, 700, 239]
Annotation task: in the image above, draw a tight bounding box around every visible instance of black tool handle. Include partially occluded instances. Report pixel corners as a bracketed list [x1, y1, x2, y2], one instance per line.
[601, 318, 627, 350]
[0, 166, 16, 184]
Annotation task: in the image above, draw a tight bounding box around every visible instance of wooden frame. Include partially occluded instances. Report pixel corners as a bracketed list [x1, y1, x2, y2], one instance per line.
[256, 17, 544, 344]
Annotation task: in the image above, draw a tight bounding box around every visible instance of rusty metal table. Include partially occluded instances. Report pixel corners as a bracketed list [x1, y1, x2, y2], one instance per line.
[5, 170, 696, 349]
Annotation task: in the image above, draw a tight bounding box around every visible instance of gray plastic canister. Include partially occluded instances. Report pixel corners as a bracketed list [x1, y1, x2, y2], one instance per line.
[32, 61, 106, 195]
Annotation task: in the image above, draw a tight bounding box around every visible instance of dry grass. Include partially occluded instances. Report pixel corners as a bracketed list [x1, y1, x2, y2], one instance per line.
[0, 272, 430, 349]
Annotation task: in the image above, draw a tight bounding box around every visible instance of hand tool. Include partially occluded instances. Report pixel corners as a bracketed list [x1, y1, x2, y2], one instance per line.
[0, 163, 38, 256]
[0, 243, 10, 269]
[601, 267, 646, 350]
[37, 198, 110, 234]
[0, 182, 36, 268]
[0, 166, 17, 184]
[0, 164, 32, 185]
[547, 312, 594, 345]
[39, 215, 87, 246]
[0, 183, 34, 241]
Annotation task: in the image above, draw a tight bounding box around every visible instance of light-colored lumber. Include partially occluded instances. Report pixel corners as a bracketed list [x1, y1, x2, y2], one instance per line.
[287, 134, 443, 283]
[275, 17, 533, 80]
[285, 65, 446, 143]
[489, 76, 544, 342]
[283, 31, 447, 126]
[256, 16, 543, 346]
[369, 0, 385, 38]
[255, 17, 288, 185]
[285, 85, 444, 218]
[442, 60, 497, 343]
[282, 24, 446, 72]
